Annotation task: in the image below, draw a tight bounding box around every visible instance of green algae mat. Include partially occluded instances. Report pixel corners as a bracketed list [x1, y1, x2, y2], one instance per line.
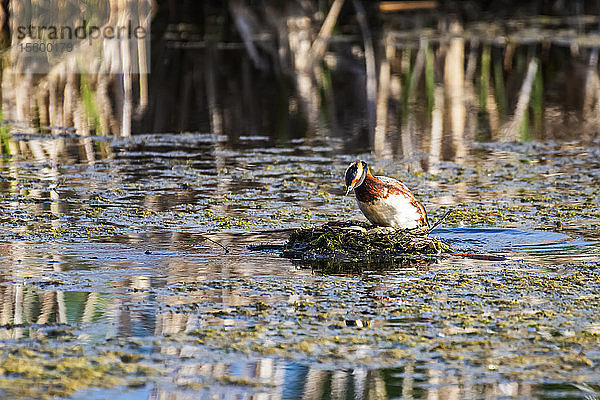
[0, 345, 155, 398]
[250, 221, 452, 271]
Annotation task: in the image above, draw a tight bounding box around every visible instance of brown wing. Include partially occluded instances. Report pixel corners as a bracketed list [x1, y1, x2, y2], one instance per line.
[375, 176, 430, 228]
[375, 176, 412, 194]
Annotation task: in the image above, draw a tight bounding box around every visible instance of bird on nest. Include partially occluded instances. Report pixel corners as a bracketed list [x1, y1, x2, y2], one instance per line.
[344, 160, 429, 230]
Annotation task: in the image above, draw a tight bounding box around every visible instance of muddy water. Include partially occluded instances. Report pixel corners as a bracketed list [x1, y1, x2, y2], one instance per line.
[0, 133, 599, 399]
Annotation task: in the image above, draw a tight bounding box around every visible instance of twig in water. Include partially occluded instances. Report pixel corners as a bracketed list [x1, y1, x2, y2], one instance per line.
[428, 209, 452, 233]
[202, 235, 229, 253]
[248, 244, 284, 251]
[448, 252, 507, 261]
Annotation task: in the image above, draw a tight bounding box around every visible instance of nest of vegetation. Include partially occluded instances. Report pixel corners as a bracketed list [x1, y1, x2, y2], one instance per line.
[276, 221, 451, 270]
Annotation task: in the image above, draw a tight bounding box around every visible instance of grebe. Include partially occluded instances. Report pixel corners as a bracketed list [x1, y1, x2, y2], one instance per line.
[344, 161, 429, 230]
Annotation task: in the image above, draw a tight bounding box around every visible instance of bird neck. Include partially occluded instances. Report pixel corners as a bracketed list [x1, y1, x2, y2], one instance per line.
[354, 171, 380, 202]
[362, 169, 379, 185]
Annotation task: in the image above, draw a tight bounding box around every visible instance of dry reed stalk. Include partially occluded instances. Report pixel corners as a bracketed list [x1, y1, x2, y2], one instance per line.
[229, 0, 264, 70]
[463, 79, 477, 144]
[400, 40, 426, 169]
[486, 91, 500, 138]
[428, 85, 444, 172]
[136, 0, 153, 114]
[36, 84, 49, 128]
[500, 58, 537, 141]
[504, 43, 514, 71]
[583, 48, 600, 124]
[74, 101, 90, 136]
[379, 1, 438, 12]
[97, 74, 120, 136]
[444, 21, 466, 160]
[465, 38, 478, 83]
[374, 37, 393, 157]
[287, 16, 319, 132]
[352, 0, 376, 138]
[63, 69, 77, 129]
[401, 113, 419, 171]
[408, 39, 426, 99]
[309, 0, 345, 63]
[15, 75, 33, 130]
[47, 74, 62, 135]
[205, 42, 222, 134]
[117, 0, 133, 137]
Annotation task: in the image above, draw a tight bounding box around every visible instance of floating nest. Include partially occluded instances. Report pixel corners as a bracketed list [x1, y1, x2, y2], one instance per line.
[251, 221, 452, 272]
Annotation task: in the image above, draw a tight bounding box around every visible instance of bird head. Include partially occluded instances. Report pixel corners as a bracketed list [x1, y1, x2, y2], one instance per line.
[344, 160, 368, 195]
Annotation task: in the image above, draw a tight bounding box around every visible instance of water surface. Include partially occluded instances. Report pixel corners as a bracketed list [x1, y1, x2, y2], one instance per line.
[0, 133, 599, 399]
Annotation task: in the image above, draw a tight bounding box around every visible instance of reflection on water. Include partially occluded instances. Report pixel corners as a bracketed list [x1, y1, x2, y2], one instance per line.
[432, 227, 570, 251]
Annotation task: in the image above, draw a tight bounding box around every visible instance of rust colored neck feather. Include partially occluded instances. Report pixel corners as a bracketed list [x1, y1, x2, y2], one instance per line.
[354, 171, 382, 203]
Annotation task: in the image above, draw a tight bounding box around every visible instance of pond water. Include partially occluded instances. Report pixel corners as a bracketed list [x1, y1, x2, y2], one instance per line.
[0, 132, 599, 399]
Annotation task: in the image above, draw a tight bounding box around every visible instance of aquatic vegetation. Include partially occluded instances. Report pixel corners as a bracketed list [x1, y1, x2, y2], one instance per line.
[85, 224, 117, 237]
[440, 205, 506, 225]
[162, 264, 600, 381]
[281, 221, 451, 264]
[0, 345, 157, 399]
